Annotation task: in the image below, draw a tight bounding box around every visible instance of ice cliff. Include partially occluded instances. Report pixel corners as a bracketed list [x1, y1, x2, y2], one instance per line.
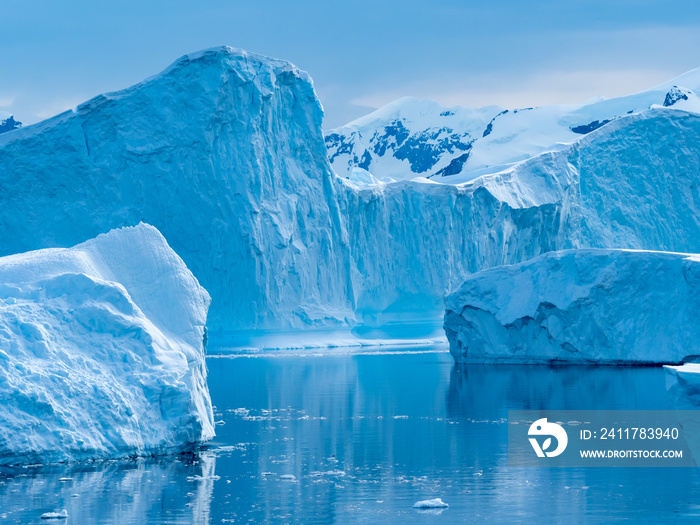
[333, 107, 700, 330]
[0, 47, 353, 337]
[444, 249, 700, 364]
[1, 47, 700, 346]
[0, 223, 214, 465]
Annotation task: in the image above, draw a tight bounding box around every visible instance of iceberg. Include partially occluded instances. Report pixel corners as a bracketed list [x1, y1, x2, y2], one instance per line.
[0, 223, 214, 466]
[665, 363, 700, 408]
[0, 47, 355, 338]
[444, 249, 700, 364]
[1, 46, 700, 348]
[413, 498, 449, 509]
[331, 107, 700, 333]
[663, 364, 700, 464]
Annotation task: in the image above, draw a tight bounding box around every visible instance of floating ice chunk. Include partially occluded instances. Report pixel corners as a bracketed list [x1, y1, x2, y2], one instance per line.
[665, 363, 700, 409]
[310, 470, 346, 477]
[0, 224, 214, 466]
[40, 510, 68, 520]
[413, 498, 449, 509]
[186, 475, 221, 482]
[445, 249, 700, 364]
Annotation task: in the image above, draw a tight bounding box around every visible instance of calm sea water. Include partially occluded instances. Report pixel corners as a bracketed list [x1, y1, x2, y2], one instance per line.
[3, 348, 700, 524]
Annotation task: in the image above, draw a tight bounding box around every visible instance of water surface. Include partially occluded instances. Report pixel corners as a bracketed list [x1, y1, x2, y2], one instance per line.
[2, 349, 699, 523]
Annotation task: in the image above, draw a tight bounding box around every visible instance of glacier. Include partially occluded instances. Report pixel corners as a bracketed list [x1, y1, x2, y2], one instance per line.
[1, 46, 700, 349]
[444, 249, 700, 364]
[0, 223, 214, 466]
[326, 72, 700, 182]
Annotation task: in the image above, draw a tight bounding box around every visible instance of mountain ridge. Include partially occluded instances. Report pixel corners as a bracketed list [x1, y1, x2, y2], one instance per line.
[325, 67, 700, 183]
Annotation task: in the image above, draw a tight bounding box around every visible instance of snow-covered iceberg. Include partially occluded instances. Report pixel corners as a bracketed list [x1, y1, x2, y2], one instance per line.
[663, 364, 700, 463]
[665, 363, 700, 408]
[0, 223, 214, 466]
[1, 47, 700, 347]
[444, 249, 700, 364]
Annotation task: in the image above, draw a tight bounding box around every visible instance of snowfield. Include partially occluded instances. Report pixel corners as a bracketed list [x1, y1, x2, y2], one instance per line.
[444, 249, 700, 364]
[0, 224, 214, 466]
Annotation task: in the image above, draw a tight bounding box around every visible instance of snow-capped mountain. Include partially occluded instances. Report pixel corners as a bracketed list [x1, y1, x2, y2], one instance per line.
[325, 98, 501, 181]
[0, 112, 21, 134]
[325, 69, 700, 182]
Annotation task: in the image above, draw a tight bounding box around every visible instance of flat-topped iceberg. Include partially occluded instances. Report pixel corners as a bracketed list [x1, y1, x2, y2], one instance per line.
[0, 223, 214, 466]
[444, 249, 700, 364]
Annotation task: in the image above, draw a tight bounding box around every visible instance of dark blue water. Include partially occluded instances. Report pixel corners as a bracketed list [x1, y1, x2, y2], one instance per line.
[3, 349, 700, 523]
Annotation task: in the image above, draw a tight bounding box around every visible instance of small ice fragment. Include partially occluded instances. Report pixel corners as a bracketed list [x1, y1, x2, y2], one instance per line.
[186, 475, 221, 482]
[413, 498, 449, 509]
[40, 509, 68, 519]
[58, 478, 73, 482]
[279, 474, 297, 481]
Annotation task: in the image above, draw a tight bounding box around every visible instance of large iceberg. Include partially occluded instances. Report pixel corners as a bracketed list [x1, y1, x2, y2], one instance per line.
[1, 46, 700, 347]
[0, 47, 354, 338]
[444, 249, 700, 364]
[331, 107, 700, 331]
[0, 223, 214, 465]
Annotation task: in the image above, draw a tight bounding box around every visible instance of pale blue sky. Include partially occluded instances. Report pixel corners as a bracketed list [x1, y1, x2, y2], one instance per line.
[2, 0, 700, 127]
